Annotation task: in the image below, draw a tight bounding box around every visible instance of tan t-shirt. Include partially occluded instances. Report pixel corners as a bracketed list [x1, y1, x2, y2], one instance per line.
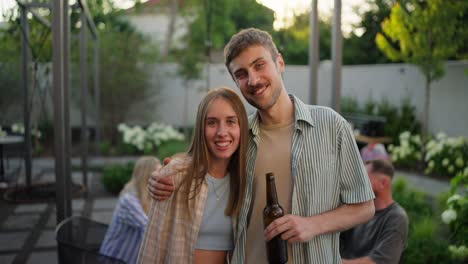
[245, 120, 294, 264]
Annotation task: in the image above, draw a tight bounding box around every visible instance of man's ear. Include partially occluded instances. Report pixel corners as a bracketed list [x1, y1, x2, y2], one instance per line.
[381, 176, 392, 188]
[277, 53, 285, 73]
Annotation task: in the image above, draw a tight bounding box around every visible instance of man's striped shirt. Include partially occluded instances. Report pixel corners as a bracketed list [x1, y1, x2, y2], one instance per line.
[231, 95, 375, 264]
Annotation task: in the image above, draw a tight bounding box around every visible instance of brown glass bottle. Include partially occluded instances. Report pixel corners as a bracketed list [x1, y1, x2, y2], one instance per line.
[263, 173, 288, 264]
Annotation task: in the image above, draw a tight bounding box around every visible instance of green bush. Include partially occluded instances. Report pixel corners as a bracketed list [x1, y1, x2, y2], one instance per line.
[117, 142, 139, 156]
[99, 140, 112, 156]
[440, 172, 468, 261]
[375, 99, 398, 141]
[393, 178, 432, 220]
[341, 97, 362, 114]
[389, 132, 423, 169]
[398, 99, 422, 141]
[118, 123, 186, 155]
[405, 218, 451, 264]
[393, 178, 451, 263]
[340, 96, 421, 143]
[425, 133, 468, 178]
[363, 98, 377, 115]
[157, 139, 190, 160]
[100, 162, 134, 194]
[389, 131, 468, 179]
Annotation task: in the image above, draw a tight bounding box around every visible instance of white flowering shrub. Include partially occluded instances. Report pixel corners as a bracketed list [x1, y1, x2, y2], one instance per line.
[390, 131, 468, 179]
[10, 123, 42, 139]
[0, 126, 6, 138]
[441, 171, 468, 261]
[425, 133, 468, 178]
[388, 131, 422, 168]
[118, 123, 185, 154]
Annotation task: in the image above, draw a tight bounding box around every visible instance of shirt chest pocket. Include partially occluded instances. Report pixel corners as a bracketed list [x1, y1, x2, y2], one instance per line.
[293, 150, 338, 215]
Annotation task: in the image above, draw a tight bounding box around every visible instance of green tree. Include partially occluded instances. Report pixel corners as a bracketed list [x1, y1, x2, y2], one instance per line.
[343, 0, 395, 65]
[0, 1, 53, 124]
[0, 26, 22, 122]
[0, 0, 158, 144]
[83, 1, 159, 144]
[376, 0, 467, 136]
[172, 0, 275, 81]
[273, 12, 332, 65]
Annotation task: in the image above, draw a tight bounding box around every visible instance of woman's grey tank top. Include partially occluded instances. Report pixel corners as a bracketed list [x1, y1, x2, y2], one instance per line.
[195, 173, 234, 250]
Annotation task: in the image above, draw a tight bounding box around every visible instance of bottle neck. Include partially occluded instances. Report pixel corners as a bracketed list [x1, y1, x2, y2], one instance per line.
[266, 178, 280, 206]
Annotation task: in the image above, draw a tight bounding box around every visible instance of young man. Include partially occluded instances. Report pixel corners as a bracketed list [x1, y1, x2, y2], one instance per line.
[341, 159, 409, 264]
[150, 28, 375, 263]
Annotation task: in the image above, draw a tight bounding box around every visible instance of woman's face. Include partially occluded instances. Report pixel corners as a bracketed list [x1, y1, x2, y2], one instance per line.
[205, 98, 241, 164]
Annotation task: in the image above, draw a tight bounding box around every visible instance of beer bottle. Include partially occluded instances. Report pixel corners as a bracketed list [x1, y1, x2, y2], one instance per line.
[263, 172, 288, 264]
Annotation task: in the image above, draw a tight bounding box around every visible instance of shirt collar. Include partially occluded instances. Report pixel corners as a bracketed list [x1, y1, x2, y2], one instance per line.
[249, 94, 315, 136]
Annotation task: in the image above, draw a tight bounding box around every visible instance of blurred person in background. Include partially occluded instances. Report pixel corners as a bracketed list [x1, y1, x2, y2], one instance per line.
[100, 156, 161, 264]
[341, 159, 409, 264]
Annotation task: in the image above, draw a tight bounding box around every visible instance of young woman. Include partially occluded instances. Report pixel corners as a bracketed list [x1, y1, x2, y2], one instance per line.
[137, 87, 249, 263]
[100, 156, 161, 264]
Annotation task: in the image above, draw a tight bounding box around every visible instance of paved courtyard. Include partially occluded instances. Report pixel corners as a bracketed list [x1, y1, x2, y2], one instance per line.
[0, 157, 133, 264]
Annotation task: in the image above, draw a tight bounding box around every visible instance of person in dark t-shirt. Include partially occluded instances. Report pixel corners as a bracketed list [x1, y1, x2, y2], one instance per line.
[341, 159, 409, 264]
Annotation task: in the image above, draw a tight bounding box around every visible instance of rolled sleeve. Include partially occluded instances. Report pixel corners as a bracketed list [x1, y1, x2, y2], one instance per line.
[338, 119, 375, 204]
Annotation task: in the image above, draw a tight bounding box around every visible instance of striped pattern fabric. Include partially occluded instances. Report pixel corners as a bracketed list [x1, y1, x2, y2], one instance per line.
[137, 157, 209, 263]
[100, 192, 148, 264]
[231, 95, 375, 264]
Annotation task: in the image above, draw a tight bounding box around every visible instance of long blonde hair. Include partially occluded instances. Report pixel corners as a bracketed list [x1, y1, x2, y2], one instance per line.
[179, 87, 248, 218]
[120, 156, 160, 215]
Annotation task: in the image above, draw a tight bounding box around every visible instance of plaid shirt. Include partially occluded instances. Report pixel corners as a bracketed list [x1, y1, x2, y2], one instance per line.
[231, 95, 375, 264]
[138, 157, 228, 263]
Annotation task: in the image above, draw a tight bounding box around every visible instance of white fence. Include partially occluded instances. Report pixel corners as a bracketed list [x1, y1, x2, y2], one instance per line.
[132, 61, 467, 138]
[2, 61, 466, 138]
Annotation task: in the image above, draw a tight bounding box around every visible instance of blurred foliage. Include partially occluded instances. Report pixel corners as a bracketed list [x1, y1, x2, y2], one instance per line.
[157, 139, 190, 160]
[341, 96, 421, 143]
[101, 162, 135, 194]
[78, 0, 160, 144]
[272, 12, 331, 65]
[377, 0, 468, 135]
[443, 172, 468, 261]
[392, 178, 452, 263]
[393, 178, 432, 220]
[261, 0, 467, 66]
[0, 0, 51, 123]
[390, 133, 424, 174]
[171, 0, 275, 81]
[271, 0, 395, 65]
[340, 97, 361, 114]
[0, 0, 159, 145]
[424, 134, 468, 178]
[343, 0, 395, 65]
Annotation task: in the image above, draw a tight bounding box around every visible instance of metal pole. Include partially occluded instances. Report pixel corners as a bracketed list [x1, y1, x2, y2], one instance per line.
[331, 0, 342, 112]
[205, 0, 212, 91]
[20, 5, 33, 189]
[309, 0, 319, 105]
[80, 10, 88, 190]
[21, 1, 51, 9]
[77, 0, 98, 38]
[53, 0, 72, 224]
[63, 0, 72, 210]
[94, 39, 100, 156]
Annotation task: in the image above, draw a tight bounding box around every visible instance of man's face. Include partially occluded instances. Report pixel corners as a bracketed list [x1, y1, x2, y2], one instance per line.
[366, 164, 390, 194]
[228, 45, 285, 111]
[366, 164, 380, 194]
